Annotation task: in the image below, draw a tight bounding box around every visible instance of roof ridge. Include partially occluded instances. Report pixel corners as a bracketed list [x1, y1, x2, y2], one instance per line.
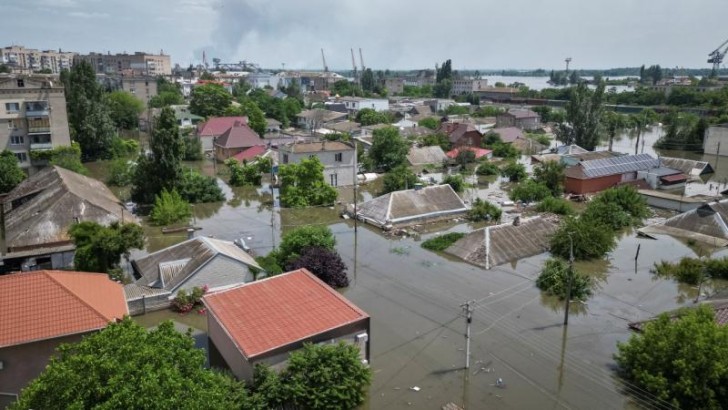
[42, 270, 114, 323]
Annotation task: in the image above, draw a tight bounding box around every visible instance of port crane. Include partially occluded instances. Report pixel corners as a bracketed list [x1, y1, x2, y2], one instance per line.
[321, 48, 328, 72]
[708, 37, 728, 73]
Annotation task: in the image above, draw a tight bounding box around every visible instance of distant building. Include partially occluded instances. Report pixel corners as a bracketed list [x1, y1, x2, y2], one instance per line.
[278, 141, 355, 187]
[496, 109, 540, 130]
[0, 74, 72, 174]
[295, 109, 347, 131]
[98, 74, 158, 109]
[704, 124, 728, 157]
[338, 96, 389, 114]
[0, 45, 76, 74]
[474, 86, 519, 101]
[0, 270, 127, 408]
[450, 78, 489, 96]
[169, 104, 204, 128]
[203, 268, 370, 382]
[75, 51, 171, 76]
[384, 78, 405, 94]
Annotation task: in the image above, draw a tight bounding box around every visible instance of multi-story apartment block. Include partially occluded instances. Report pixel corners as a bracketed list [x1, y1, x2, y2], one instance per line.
[0, 75, 72, 174]
[98, 74, 158, 108]
[75, 51, 171, 76]
[0, 45, 76, 74]
[451, 78, 489, 96]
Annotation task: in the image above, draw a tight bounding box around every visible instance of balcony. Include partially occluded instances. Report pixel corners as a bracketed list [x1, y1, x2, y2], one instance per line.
[30, 142, 53, 151]
[28, 126, 51, 134]
[24, 102, 49, 117]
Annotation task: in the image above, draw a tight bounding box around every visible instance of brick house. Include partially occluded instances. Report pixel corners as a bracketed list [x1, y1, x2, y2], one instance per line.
[0, 270, 127, 407]
[213, 120, 263, 161]
[564, 153, 660, 195]
[203, 269, 370, 382]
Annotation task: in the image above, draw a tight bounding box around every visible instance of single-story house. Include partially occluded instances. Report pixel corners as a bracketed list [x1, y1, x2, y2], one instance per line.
[636, 167, 687, 190]
[296, 109, 348, 131]
[231, 145, 269, 163]
[564, 153, 660, 195]
[265, 118, 282, 134]
[489, 127, 524, 144]
[638, 189, 717, 213]
[213, 120, 264, 161]
[446, 147, 493, 160]
[278, 141, 355, 187]
[659, 156, 714, 177]
[438, 122, 482, 148]
[204, 268, 370, 382]
[638, 199, 728, 247]
[0, 270, 127, 407]
[197, 116, 248, 151]
[445, 215, 560, 269]
[561, 150, 622, 167]
[532, 144, 589, 164]
[628, 301, 728, 332]
[126, 236, 262, 314]
[169, 105, 204, 128]
[1, 166, 136, 273]
[407, 146, 449, 166]
[496, 108, 540, 130]
[353, 184, 468, 229]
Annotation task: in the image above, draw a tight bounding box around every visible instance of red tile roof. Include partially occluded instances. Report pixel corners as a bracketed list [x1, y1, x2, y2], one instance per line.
[203, 269, 368, 359]
[0, 270, 128, 348]
[446, 147, 493, 159]
[197, 116, 248, 137]
[215, 123, 262, 149]
[232, 145, 267, 162]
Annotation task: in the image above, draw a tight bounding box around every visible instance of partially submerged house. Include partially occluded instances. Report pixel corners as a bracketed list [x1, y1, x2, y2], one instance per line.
[125, 236, 262, 314]
[353, 184, 468, 229]
[1, 166, 135, 273]
[204, 268, 370, 382]
[0, 270, 127, 407]
[407, 145, 448, 166]
[445, 215, 560, 269]
[636, 167, 687, 190]
[639, 199, 728, 247]
[659, 156, 714, 177]
[446, 147, 493, 160]
[628, 301, 728, 332]
[213, 120, 264, 161]
[438, 122, 482, 147]
[295, 109, 348, 131]
[197, 116, 248, 151]
[278, 141, 355, 187]
[564, 153, 661, 195]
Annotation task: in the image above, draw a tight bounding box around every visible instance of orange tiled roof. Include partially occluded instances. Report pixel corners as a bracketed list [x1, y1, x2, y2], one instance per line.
[0, 270, 128, 348]
[203, 269, 368, 359]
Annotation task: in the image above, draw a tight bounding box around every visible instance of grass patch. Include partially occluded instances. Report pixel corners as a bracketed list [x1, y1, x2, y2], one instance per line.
[421, 232, 465, 252]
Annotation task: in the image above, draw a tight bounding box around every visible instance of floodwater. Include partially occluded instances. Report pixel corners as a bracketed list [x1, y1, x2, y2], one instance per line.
[482, 75, 635, 93]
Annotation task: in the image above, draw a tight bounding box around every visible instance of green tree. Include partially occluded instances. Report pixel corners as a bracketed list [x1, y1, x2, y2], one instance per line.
[131, 107, 183, 204]
[369, 126, 409, 171]
[418, 117, 440, 130]
[614, 305, 728, 409]
[535, 196, 573, 215]
[149, 91, 184, 108]
[182, 133, 203, 161]
[557, 81, 605, 150]
[0, 64, 10, 73]
[276, 225, 336, 267]
[64, 60, 117, 160]
[189, 83, 232, 117]
[279, 156, 337, 207]
[468, 198, 502, 222]
[421, 133, 451, 152]
[12, 318, 249, 409]
[106, 90, 144, 130]
[532, 160, 565, 196]
[550, 216, 616, 260]
[509, 179, 551, 203]
[226, 158, 263, 186]
[602, 111, 628, 151]
[149, 189, 192, 226]
[584, 185, 649, 229]
[433, 59, 453, 98]
[0, 150, 26, 193]
[355, 108, 389, 126]
[361, 68, 375, 93]
[381, 164, 418, 194]
[107, 158, 135, 187]
[68, 221, 144, 278]
[501, 161, 527, 182]
[177, 168, 225, 203]
[442, 174, 465, 193]
[536, 258, 592, 301]
[229, 99, 267, 136]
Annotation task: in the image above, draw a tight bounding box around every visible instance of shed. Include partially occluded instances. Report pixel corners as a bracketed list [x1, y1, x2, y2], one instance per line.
[407, 146, 449, 166]
[659, 156, 714, 177]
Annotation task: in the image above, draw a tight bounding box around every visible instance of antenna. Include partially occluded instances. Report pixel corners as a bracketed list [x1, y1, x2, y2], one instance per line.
[321, 48, 328, 72]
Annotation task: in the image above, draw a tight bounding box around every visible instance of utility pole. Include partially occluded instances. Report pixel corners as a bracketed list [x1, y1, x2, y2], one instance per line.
[564, 234, 574, 326]
[461, 300, 474, 370]
[353, 140, 358, 233]
[716, 141, 721, 172]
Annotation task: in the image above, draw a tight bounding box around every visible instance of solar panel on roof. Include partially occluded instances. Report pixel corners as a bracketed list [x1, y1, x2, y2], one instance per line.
[581, 154, 659, 178]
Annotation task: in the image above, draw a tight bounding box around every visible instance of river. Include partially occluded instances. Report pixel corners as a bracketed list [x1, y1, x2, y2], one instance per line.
[482, 75, 635, 93]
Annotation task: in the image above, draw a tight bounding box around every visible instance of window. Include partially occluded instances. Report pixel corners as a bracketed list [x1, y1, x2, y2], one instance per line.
[14, 152, 28, 163]
[334, 152, 343, 162]
[16, 79, 24, 88]
[10, 136, 24, 145]
[330, 173, 338, 186]
[5, 102, 20, 113]
[282, 154, 289, 164]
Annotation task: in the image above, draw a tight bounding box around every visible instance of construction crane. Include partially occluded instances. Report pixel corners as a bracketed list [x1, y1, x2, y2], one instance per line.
[708, 37, 728, 73]
[350, 48, 358, 78]
[359, 48, 365, 72]
[321, 48, 328, 72]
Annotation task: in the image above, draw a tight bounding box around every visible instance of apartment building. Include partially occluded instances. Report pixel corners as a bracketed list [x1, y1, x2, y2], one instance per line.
[75, 51, 171, 76]
[0, 75, 72, 174]
[451, 78, 489, 96]
[0, 45, 76, 74]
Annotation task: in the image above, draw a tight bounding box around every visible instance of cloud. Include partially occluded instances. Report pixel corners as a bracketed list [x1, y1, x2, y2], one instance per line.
[67, 11, 109, 18]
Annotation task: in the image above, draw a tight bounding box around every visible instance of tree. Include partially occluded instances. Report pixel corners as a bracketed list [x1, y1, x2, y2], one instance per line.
[285, 246, 349, 288]
[455, 149, 476, 166]
[64, 60, 117, 161]
[468, 198, 502, 222]
[381, 164, 418, 194]
[558, 81, 605, 150]
[226, 158, 263, 186]
[368, 126, 409, 171]
[149, 91, 184, 108]
[355, 108, 389, 126]
[585, 185, 649, 229]
[500, 161, 527, 182]
[149, 189, 192, 226]
[532, 160, 565, 196]
[177, 168, 225, 203]
[536, 258, 592, 301]
[28, 143, 88, 175]
[279, 156, 337, 207]
[236, 100, 266, 136]
[550, 216, 616, 260]
[276, 225, 336, 267]
[442, 174, 465, 193]
[614, 305, 728, 409]
[182, 133, 203, 161]
[433, 59, 453, 98]
[361, 68, 375, 93]
[0, 150, 26, 193]
[509, 179, 551, 203]
[12, 318, 249, 409]
[107, 158, 135, 187]
[131, 107, 183, 204]
[106, 90, 144, 130]
[418, 117, 440, 130]
[602, 111, 628, 151]
[629, 112, 650, 155]
[421, 133, 450, 152]
[68, 221, 144, 278]
[189, 83, 232, 117]
[535, 196, 573, 215]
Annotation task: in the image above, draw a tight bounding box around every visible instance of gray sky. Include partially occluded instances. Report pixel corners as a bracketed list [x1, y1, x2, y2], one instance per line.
[3, 0, 728, 71]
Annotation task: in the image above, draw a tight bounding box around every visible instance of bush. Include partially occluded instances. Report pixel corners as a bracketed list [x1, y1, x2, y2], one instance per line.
[178, 168, 225, 203]
[149, 189, 192, 226]
[171, 286, 208, 313]
[285, 246, 349, 288]
[588, 185, 649, 226]
[111, 137, 140, 158]
[652, 257, 706, 285]
[226, 159, 262, 186]
[468, 198, 502, 222]
[421, 133, 450, 151]
[582, 200, 633, 230]
[381, 164, 418, 194]
[476, 161, 500, 176]
[107, 159, 135, 187]
[492, 142, 520, 159]
[501, 161, 527, 182]
[536, 258, 592, 301]
[443, 174, 465, 193]
[421, 232, 465, 252]
[535, 196, 573, 215]
[550, 216, 616, 260]
[705, 257, 728, 279]
[510, 179, 551, 203]
[277, 226, 336, 267]
[418, 117, 440, 130]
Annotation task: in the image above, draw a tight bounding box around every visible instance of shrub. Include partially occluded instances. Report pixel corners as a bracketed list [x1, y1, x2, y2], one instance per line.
[652, 257, 704, 285]
[381, 164, 418, 194]
[107, 159, 135, 187]
[582, 200, 633, 230]
[149, 189, 192, 226]
[476, 161, 499, 176]
[171, 285, 208, 313]
[589, 185, 649, 225]
[535, 196, 573, 215]
[550, 216, 616, 260]
[182, 135, 203, 161]
[285, 246, 349, 288]
[421, 232, 465, 252]
[468, 198, 502, 222]
[418, 117, 440, 130]
[536, 258, 592, 301]
[509, 179, 551, 203]
[277, 226, 336, 266]
[500, 161, 527, 182]
[492, 142, 520, 159]
[226, 159, 263, 186]
[178, 168, 225, 203]
[111, 137, 140, 158]
[443, 174, 465, 193]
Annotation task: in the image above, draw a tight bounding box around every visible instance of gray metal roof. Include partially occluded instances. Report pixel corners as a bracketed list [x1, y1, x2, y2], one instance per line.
[356, 184, 468, 227]
[407, 146, 448, 166]
[639, 199, 728, 246]
[647, 167, 682, 177]
[580, 153, 659, 178]
[659, 157, 714, 176]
